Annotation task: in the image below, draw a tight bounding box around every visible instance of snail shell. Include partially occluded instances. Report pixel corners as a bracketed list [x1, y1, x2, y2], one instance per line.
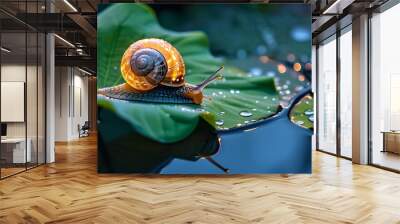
[121, 38, 185, 91]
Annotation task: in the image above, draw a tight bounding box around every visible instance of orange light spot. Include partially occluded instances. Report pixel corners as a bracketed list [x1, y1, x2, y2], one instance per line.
[298, 75, 305, 82]
[277, 64, 287, 74]
[293, 63, 302, 72]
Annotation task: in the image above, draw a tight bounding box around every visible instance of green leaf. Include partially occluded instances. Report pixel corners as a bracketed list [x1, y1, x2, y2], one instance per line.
[290, 94, 314, 129]
[98, 3, 280, 143]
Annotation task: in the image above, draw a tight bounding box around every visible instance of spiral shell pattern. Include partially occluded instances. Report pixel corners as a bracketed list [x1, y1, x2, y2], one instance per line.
[121, 38, 185, 92]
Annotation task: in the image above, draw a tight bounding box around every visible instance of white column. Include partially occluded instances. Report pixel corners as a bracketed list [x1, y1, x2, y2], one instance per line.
[46, 32, 55, 163]
[45, 0, 56, 163]
[312, 45, 317, 151]
[352, 14, 369, 164]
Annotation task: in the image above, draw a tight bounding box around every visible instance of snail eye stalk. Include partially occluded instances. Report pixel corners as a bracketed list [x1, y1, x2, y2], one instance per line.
[195, 66, 224, 91]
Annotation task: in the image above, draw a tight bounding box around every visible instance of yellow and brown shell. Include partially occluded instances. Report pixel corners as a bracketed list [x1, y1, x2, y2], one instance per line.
[120, 38, 185, 92]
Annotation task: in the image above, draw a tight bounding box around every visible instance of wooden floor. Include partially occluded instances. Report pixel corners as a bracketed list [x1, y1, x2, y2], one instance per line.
[1, 135, 400, 224]
[1, 167, 26, 178]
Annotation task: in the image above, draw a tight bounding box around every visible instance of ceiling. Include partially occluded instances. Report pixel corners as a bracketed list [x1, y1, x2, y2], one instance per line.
[1, 0, 98, 74]
[0, 0, 392, 75]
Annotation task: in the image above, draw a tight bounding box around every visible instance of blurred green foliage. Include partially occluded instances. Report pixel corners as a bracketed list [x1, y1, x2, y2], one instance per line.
[154, 4, 311, 63]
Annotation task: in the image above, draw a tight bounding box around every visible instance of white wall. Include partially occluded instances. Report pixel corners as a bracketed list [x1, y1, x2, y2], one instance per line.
[54, 67, 89, 141]
[1, 63, 46, 164]
[1, 65, 40, 138]
[72, 73, 89, 138]
[55, 66, 69, 141]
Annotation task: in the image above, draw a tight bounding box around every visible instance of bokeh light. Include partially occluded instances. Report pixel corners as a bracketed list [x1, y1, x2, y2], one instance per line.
[259, 55, 270, 64]
[293, 62, 302, 72]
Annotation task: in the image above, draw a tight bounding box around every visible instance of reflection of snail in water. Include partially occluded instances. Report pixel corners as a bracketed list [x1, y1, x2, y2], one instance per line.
[98, 38, 224, 105]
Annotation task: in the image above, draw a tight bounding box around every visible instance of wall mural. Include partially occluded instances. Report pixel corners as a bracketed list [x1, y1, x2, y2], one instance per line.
[97, 3, 312, 174]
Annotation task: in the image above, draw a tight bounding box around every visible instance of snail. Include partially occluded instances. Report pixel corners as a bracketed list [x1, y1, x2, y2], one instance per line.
[98, 38, 224, 105]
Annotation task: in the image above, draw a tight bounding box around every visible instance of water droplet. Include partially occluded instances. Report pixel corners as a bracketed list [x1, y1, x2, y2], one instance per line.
[230, 89, 235, 94]
[252, 108, 257, 111]
[113, 66, 118, 71]
[212, 92, 217, 96]
[239, 111, 253, 117]
[296, 120, 305, 125]
[218, 111, 225, 116]
[244, 120, 250, 124]
[218, 91, 223, 95]
[308, 115, 314, 122]
[236, 123, 243, 127]
[263, 96, 269, 99]
[255, 100, 260, 104]
[295, 85, 304, 92]
[235, 90, 240, 94]
[283, 84, 288, 89]
[216, 120, 224, 126]
[276, 86, 282, 91]
[304, 109, 314, 116]
[285, 90, 291, 95]
[272, 98, 277, 101]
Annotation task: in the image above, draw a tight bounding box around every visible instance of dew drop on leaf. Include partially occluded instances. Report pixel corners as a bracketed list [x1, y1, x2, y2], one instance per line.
[304, 109, 314, 116]
[216, 120, 224, 126]
[239, 111, 253, 117]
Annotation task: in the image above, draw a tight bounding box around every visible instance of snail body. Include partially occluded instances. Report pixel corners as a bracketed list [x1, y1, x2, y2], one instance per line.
[98, 38, 223, 105]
